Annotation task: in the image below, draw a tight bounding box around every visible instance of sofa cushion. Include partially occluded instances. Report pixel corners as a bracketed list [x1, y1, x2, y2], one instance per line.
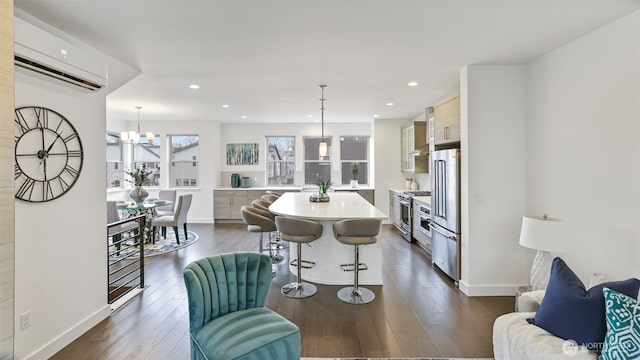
[494, 311, 596, 360]
[599, 288, 640, 360]
[528, 257, 640, 350]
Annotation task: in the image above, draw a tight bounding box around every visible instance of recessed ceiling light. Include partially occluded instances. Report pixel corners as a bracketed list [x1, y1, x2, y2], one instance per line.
[407, 81, 418, 87]
[189, 84, 200, 89]
[386, 102, 394, 106]
[373, 114, 379, 118]
[307, 115, 313, 118]
[241, 115, 247, 119]
[222, 104, 230, 108]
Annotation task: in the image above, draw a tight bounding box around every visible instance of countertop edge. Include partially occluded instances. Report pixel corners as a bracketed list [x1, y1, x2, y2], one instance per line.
[214, 186, 375, 191]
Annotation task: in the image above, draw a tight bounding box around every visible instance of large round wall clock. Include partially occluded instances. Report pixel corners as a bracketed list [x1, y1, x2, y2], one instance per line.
[14, 106, 84, 202]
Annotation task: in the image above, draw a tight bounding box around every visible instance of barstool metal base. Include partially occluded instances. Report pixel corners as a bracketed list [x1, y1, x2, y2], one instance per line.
[337, 286, 375, 304]
[269, 253, 284, 264]
[281, 282, 317, 298]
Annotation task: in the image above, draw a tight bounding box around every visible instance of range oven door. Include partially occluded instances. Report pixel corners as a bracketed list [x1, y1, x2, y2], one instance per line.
[398, 197, 412, 241]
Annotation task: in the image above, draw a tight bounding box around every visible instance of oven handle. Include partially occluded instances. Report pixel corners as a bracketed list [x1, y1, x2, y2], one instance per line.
[431, 224, 456, 241]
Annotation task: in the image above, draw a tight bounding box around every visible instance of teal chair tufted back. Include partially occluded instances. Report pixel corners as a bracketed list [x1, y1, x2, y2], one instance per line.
[183, 252, 272, 333]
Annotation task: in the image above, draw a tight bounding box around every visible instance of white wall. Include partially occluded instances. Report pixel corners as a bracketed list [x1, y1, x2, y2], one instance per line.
[220, 122, 372, 187]
[525, 10, 640, 283]
[14, 74, 110, 359]
[460, 65, 529, 296]
[107, 120, 221, 224]
[374, 117, 411, 222]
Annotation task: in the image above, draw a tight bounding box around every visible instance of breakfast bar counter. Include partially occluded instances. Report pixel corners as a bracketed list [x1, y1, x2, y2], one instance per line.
[269, 192, 387, 285]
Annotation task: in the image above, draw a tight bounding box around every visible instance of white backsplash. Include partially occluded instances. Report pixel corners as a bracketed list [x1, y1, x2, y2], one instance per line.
[402, 173, 431, 191]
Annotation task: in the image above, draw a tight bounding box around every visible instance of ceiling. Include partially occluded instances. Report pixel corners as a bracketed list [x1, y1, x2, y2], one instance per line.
[13, 0, 640, 124]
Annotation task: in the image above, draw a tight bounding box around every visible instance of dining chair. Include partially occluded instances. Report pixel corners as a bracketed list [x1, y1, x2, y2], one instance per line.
[156, 189, 176, 217]
[151, 194, 192, 244]
[183, 252, 300, 360]
[107, 201, 139, 254]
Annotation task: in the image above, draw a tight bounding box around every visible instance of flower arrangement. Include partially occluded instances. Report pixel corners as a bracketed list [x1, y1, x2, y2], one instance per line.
[125, 164, 154, 187]
[315, 176, 332, 194]
[351, 162, 360, 180]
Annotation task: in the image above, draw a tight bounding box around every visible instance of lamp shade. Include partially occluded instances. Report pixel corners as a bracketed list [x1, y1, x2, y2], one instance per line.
[519, 215, 568, 253]
[319, 141, 327, 157]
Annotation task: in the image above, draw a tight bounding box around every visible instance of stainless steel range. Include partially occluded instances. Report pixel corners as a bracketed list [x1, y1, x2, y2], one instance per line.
[396, 190, 431, 242]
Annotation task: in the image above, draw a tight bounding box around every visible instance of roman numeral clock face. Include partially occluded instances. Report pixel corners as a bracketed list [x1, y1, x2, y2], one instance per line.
[14, 106, 84, 202]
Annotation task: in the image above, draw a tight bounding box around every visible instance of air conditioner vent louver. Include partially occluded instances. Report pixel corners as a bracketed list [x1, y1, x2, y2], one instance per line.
[14, 17, 108, 92]
[15, 55, 104, 91]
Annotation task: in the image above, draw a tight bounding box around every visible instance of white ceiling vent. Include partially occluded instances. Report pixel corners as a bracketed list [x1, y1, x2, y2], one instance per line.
[14, 17, 108, 92]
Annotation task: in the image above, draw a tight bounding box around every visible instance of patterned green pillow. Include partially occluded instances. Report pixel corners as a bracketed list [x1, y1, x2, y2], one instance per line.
[599, 288, 640, 359]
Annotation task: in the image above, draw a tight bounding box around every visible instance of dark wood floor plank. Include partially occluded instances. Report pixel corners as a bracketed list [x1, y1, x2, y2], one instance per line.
[51, 223, 513, 360]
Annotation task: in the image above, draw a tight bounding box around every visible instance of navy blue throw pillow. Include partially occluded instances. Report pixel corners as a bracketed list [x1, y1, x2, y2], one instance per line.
[527, 257, 639, 351]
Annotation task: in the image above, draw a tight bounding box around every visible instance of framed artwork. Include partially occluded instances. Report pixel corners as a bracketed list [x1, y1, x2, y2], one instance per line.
[226, 143, 259, 165]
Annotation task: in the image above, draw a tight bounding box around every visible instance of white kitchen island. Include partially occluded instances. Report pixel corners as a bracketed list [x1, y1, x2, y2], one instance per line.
[269, 192, 387, 285]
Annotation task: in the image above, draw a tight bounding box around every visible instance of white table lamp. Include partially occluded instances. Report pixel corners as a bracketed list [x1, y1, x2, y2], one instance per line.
[519, 214, 568, 291]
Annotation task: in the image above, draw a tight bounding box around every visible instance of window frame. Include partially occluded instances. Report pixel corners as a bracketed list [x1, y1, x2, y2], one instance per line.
[339, 135, 370, 185]
[106, 132, 124, 189]
[265, 136, 296, 186]
[168, 134, 200, 188]
[303, 136, 332, 185]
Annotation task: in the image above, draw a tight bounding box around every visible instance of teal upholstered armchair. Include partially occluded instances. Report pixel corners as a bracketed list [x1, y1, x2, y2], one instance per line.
[183, 252, 301, 360]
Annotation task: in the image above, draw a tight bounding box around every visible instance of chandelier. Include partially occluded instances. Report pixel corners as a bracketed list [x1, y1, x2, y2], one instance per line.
[120, 106, 155, 143]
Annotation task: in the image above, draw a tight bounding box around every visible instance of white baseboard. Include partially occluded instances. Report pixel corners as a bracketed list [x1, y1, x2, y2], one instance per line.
[24, 305, 110, 360]
[190, 218, 213, 224]
[458, 280, 521, 297]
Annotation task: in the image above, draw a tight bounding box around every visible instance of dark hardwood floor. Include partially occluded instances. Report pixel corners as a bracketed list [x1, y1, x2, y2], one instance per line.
[52, 223, 513, 359]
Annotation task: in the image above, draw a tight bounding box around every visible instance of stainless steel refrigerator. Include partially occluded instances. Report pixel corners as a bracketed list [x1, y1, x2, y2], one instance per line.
[430, 148, 461, 282]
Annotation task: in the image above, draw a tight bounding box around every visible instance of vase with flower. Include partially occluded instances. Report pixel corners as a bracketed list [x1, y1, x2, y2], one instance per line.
[125, 164, 154, 205]
[310, 176, 332, 202]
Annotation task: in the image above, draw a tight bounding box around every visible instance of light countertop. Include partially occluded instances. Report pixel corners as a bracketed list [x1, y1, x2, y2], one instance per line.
[412, 196, 431, 205]
[269, 192, 386, 220]
[214, 186, 375, 191]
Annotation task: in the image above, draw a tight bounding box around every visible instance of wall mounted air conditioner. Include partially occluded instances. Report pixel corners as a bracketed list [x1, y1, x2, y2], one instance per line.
[14, 17, 108, 92]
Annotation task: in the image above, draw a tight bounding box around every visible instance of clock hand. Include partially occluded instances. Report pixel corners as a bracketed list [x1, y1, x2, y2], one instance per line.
[46, 131, 62, 153]
[41, 127, 45, 152]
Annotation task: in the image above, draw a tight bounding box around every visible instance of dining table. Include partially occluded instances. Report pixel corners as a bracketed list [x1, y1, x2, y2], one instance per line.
[118, 200, 173, 243]
[269, 191, 387, 285]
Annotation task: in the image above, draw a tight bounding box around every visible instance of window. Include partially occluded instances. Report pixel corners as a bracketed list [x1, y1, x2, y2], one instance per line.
[266, 136, 295, 186]
[169, 135, 199, 187]
[340, 136, 369, 185]
[132, 135, 161, 186]
[106, 133, 123, 188]
[303, 137, 331, 184]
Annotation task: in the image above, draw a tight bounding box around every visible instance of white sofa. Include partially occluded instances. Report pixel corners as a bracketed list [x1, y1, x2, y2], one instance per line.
[492, 290, 596, 360]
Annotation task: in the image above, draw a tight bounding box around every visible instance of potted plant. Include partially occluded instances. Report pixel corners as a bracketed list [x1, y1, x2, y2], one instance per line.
[350, 162, 360, 188]
[125, 164, 154, 205]
[315, 176, 332, 199]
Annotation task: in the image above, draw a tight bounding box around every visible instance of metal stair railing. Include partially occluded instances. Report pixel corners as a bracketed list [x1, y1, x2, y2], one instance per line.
[107, 214, 145, 304]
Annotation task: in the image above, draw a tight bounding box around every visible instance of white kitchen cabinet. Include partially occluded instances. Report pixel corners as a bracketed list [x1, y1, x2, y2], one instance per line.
[214, 189, 264, 220]
[388, 189, 402, 228]
[433, 96, 461, 146]
[401, 120, 428, 173]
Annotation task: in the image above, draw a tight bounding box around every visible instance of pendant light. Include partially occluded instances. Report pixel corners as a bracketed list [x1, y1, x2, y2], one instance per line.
[318, 85, 327, 158]
[120, 106, 155, 143]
